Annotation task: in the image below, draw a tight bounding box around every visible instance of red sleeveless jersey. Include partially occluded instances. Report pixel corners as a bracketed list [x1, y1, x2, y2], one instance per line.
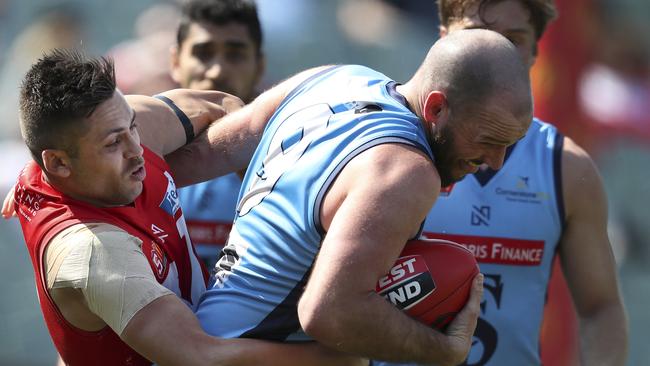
[14, 146, 208, 366]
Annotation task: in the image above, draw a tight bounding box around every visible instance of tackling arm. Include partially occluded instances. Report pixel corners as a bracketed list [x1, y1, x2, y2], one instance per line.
[559, 137, 628, 366]
[165, 66, 336, 187]
[48, 224, 363, 366]
[126, 89, 244, 158]
[123, 294, 367, 366]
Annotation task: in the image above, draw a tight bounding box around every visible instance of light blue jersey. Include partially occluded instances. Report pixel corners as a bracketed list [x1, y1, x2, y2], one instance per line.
[178, 173, 242, 269]
[374, 119, 564, 366]
[196, 65, 434, 341]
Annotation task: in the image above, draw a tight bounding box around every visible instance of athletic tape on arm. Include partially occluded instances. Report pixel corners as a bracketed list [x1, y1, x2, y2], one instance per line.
[46, 223, 173, 335]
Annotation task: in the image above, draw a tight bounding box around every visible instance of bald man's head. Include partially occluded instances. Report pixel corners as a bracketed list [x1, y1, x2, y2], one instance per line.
[399, 29, 533, 186]
[414, 28, 531, 125]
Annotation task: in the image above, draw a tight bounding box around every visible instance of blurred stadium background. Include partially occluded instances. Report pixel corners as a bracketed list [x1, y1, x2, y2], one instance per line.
[0, 0, 648, 364]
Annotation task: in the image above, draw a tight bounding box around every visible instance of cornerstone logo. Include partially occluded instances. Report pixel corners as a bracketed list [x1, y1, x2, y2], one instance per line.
[495, 176, 548, 204]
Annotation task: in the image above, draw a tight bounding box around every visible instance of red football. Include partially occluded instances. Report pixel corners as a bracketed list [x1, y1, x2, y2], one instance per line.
[376, 238, 479, 330]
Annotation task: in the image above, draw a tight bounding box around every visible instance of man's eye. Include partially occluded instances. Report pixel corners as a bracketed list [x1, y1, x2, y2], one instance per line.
[225, 51, 246, 62]
[193, 46, 213, 61]
[107, 138, 120, 147]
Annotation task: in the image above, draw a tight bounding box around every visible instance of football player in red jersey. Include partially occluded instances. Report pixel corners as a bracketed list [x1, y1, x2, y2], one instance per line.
[10, 48, 362, 366]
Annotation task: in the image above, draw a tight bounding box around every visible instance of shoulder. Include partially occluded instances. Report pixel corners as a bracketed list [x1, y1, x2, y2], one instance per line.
[346, 143, 439, 201]
[88, 223, 143, 248]
[273, 65, 341, 98]
[45, 223, 140, 289]
[561, 136, 605, 216]
[48, 223, 142, 260]
[49, 223, 140, 250]
[321, 142, 439, 235]
[562, 137, 601, 183]
[522, 118, 559, 144]
[53, 224, 172, 336]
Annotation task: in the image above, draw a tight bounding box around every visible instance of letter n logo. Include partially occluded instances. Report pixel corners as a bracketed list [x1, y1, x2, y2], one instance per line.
[471, 205, 490, 226]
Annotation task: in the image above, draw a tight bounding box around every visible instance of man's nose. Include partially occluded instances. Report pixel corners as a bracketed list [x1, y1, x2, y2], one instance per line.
[484, 146, 507, 171]
[204, 60, 223, 80]
[124, 133, 143, 159]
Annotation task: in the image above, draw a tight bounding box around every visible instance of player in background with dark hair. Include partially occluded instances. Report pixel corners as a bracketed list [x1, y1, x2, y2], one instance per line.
[172, 0, 265, 269]
[172, 0, 263, 103]
[175, 29, 531, 365]
[11, 48, 364, 366]
[376, 1, 628, 365]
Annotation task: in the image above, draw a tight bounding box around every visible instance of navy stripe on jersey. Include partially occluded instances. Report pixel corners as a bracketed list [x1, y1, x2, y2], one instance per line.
[552, 132, 565, 228]
[386, 81, 409, 109]
[239, 266, 312, 341]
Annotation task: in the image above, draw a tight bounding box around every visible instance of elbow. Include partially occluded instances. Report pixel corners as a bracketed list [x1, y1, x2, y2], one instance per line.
[297, 295, 327, 338]
[298, 294, 344, 345]
[183, 332, 234, 366]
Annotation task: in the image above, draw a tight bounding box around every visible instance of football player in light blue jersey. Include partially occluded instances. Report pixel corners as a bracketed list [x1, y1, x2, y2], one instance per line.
[172, 0, 265, 269]
[174, 29, 533, 365]
[375, 1, 628, 366]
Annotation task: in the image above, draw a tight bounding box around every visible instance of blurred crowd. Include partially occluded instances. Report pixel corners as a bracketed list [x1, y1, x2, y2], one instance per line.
[0, 0, 648, 365]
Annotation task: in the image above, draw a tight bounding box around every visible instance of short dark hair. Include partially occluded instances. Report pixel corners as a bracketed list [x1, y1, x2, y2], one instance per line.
[177, 0, 263, 55]
[19, 48, 116, 167]
[438, 0, 558, 44]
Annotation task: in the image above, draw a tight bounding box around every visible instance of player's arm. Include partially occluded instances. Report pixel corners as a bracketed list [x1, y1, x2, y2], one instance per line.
[123, 292, 367, 366]
[298, 143, 482, 365]
[125, 89, 244, 158]
[165, 66, 335, 187]
[47, 224, 362, 366]
[559, 137, 628, 365]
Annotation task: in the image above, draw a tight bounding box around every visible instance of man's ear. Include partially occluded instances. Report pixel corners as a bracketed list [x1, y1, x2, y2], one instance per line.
[41, 149, 72, 178]
[170, 45, 182, 84]
[439, 25, 448, 38]
[422, 91, 448, 126]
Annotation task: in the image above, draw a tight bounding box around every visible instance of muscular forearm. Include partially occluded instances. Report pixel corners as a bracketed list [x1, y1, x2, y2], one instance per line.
[579, 302, 628, 366]
[165, 103, 260, 187]
[299, 290, 466, 365]
[127, 90, 242, 159]
[165, 67, 332, 186]
[158, 89, 244, 140]
[124, 295, 364, 366]
[224, 341, 368, 366]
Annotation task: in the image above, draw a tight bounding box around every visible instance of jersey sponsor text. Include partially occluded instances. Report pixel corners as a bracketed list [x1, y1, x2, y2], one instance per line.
[423, 233, 544, 266]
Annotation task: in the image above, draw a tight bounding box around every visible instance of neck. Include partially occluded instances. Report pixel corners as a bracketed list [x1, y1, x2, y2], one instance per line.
[396, 82, 423, 120]
[396, 82, 434, 143]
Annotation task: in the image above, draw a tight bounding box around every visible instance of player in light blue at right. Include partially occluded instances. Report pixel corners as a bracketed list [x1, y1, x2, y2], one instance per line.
[173, 29, 534, 365]
[375, 1, 628, 366]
